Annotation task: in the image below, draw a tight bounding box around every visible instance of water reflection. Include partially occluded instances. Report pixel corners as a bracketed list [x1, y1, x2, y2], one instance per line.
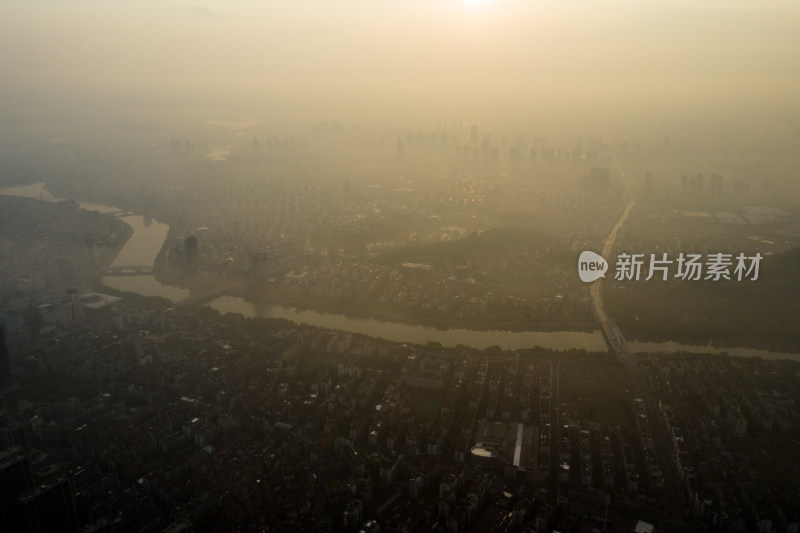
[628, 341, 800, 362]
[3, 183, 799, 359]
[110, 215, 168, 267]
[209, 295, 609, 351]
[101, 275, 189, 301]
[0, 182, 188, 302]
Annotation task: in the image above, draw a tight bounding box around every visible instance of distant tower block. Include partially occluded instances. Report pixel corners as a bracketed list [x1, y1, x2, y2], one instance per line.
[184, 235, 199, 273]
[0, 321, 12, 385]
[0, 447, 34, 531]
[85, 236, 95, 264]
[18, 476, 79, 533]
[251, 251, 270, 277]
[470, 125, 478, 148]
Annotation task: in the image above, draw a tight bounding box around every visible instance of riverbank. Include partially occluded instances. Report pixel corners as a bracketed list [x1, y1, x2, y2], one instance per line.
[207, 293, 609, 351]
[5, 181, 798, 360]
[223, 285, 598, 333]
[93, 220, 134, 279]
[153, 265, 599, 334]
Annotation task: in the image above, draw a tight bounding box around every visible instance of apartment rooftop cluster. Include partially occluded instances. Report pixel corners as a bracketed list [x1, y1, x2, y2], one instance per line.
[641, 355, 800, 532]
[0, 260, 798, 531]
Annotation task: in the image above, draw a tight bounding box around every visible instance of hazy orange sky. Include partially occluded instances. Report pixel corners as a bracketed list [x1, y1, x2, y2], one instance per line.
[1, 0, 798, 134]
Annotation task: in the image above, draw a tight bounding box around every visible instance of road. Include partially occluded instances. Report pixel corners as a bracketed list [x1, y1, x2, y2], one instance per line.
[549, 358, 562, 496]
[588, 149, 686, 519]
[589, 150, 635, 348]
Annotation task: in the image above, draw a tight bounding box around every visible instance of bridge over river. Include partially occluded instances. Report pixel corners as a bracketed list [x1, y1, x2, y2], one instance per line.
[104, 265, 154, 276]
[173, 288, 226, 309]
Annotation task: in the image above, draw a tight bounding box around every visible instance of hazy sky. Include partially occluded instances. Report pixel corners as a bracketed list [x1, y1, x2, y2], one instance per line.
[2, 0, 799, 134]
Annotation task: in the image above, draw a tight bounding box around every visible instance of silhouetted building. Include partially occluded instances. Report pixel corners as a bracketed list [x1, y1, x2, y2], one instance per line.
[184, 236, 198, 273]
[343, 499, 363, 530]
[84, 237, 95, 266]
[58, 294, 84, 328]
[250, 251, 272, 277]
[761, 180, 777, 202]
[18, 476, 79, 533]
[0, 447, 33, 532]
[1, 422, 32, 454]
[711, 173, 723, 197]
[0, 322, 11, 385]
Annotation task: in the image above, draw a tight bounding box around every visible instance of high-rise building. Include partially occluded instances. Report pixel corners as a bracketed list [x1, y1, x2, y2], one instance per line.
[1, 422, 32, 454]
[18, 476, 79, 533]
[58, 295, 84, 328]
[342, 499, 363, 530]
[0, 321, 11, 385]
[184, 236, 198, 273]
[0, 447, 33, 532]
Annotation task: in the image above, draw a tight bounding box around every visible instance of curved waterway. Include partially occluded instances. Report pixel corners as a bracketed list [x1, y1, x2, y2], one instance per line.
[2, 182, 799, 358]
[206, 296, 800, 359]
[627, 341, 800, 362]
[208, 295, 608, 351]
[0, 182, 188, 301]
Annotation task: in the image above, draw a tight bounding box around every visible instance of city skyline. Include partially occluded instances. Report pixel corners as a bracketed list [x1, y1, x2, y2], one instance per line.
[1, 1, 800, 531]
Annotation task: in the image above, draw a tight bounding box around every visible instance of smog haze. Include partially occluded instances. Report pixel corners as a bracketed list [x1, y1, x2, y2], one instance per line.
[2, 0, 799, 143]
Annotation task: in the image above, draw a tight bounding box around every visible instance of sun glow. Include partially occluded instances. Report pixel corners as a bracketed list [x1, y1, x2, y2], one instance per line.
[465, 0, 490, 9]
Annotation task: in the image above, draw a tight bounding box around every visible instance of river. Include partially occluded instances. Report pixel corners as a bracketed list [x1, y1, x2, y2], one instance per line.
[208, 295, 608, 351]
[0, 182, 189, 301]
[2, 182, 799, 358]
